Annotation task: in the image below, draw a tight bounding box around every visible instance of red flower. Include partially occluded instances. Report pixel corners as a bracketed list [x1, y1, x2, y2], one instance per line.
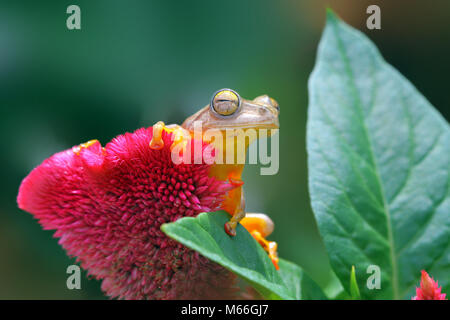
[412, 270, 447, 300]
[17, 127, 246, 299]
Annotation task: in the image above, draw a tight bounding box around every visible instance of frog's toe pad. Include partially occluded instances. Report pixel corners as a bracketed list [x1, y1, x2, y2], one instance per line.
[224, 222, 237, 237]
[149, 139, 164, 150]
[149, 121, 165, 150]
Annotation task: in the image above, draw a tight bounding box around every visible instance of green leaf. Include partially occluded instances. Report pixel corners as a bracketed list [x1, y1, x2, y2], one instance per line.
[278, 258, 327, 300]
[350, 266, 361, 299]
[161, 211, 294, 299]
[162, 211, 325, 300]
[307, 10, 450, 299]
[322, 270, 349, 300]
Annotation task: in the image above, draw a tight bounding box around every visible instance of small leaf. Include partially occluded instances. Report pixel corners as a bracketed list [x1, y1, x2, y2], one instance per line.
[162, 211, 294, 299]
[307, 10, 450, 299]
[350, 266, 361, 299]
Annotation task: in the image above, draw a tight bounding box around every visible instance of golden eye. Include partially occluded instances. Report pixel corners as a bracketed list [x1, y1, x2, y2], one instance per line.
[211, 89, 241, 116]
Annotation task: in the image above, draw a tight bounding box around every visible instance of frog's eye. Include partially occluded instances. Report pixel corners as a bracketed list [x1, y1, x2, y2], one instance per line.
[211, 89, 241, 117]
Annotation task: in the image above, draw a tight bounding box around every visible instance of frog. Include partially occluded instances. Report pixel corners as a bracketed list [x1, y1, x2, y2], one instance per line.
[149, 88, 280, 269]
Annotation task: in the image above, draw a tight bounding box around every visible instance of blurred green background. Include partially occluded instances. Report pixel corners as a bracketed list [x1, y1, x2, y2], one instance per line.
[0, 0, 449, 299]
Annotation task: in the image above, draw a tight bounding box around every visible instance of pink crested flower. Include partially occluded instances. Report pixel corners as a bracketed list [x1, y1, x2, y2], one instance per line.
[412, 270, 447, 300]
[17, 127, 246, 299]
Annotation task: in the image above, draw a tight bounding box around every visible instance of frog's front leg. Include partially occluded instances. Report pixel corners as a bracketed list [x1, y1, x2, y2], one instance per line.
[149, 121, 188, 151]
[224, 184, 245, 237]
[223, 190, 279, 270]
[224, 187, 246, 237]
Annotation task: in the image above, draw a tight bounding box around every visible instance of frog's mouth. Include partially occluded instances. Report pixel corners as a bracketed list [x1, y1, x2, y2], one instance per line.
[213, 121, 279, 130]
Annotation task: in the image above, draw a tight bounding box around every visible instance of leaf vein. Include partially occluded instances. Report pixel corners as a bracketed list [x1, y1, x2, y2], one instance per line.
[330, 18, 400, 298]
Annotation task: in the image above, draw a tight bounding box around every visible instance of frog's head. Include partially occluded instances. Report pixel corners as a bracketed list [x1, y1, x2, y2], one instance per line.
[182, 89, 279, 133]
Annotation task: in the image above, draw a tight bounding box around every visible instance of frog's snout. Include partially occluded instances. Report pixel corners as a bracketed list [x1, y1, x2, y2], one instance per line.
[250, 94, 280, 130]
[253, 95, 280, 115]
